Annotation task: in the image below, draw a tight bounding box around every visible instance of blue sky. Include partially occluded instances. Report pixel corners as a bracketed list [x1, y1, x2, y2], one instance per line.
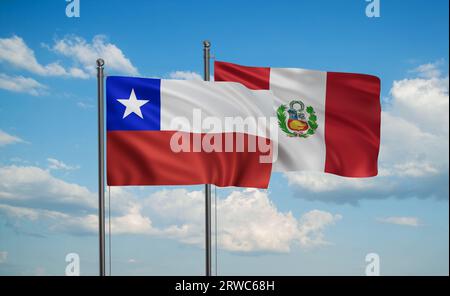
[0, 0, 448, 275]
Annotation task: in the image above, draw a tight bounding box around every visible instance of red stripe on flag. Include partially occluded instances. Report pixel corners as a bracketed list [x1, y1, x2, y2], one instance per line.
[324, 72, 381, 177]
[214, 61, 270, 90]
[107, 131, 272, 188]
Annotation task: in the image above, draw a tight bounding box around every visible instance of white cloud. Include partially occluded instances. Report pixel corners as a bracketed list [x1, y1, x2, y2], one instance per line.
[285, 171, 375, 193]
[0, 166, 341, 253]
[145, 188, 341, 252]
[0, 35, 136, 80]
[66, 67, 90, 79]
[145, 189, 204, 225]
[0, 203, 66, 221]
[0, 129, 25, 146]
[0, 73, 47, 96]
[51, 213, 99, 234]
[297, 210, 342, 247]
[168, 70, 214, 81]
[218, 191, 341, 251]
[111, 204, 156, 235]
[0, 203, 98, 234]
[221, 199, 298, 251]
[379, 112, 446, 172]
[380, 63, 448, 178]
[0, 251, 7, 263]
[377, 216, 421, 227]
[0, 165, 95, 210]
[389, 73, 449, 135]
[168, 71, 203, 81]
[0, 203, 39, 220]
[286, 61, 449, 203]
[0, 200, 155, 236]
[51, 35, 138, 77]
[410, 61, 444, 79]
[392, 161, 439, 177]
[47, 158, 79, 171]
[0, 36, 84, 78]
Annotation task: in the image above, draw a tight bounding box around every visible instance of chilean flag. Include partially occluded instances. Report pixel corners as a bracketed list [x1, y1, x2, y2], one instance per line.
[215, 61, 381, 177]
[106, 76, 274, 188]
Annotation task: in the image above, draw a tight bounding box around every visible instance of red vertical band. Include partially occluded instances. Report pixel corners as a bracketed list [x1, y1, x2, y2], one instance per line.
[214, 61, 270, 90]
[324, 72, 381, 177]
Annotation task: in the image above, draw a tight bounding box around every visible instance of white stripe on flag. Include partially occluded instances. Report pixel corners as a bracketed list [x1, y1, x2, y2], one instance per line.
[269, 68, 327, 172]
[160, 80, 274, 136]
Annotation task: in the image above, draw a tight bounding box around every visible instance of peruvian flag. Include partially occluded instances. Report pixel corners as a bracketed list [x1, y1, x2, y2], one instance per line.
[106, 76, 274, 188]
[215, 61, 381, 177]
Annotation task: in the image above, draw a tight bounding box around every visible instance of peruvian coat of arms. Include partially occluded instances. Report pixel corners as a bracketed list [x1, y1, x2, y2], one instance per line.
[277, 100, 318, 138]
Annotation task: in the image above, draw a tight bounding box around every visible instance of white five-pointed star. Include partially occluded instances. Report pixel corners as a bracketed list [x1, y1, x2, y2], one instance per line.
[117, 89, 150, 119]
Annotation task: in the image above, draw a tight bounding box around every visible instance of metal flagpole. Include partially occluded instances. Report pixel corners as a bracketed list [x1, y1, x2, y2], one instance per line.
[96, 58, 106, 276]
[203, 40, 212, 277]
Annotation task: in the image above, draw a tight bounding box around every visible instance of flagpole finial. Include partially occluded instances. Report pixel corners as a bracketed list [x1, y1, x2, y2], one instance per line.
[96, 58, 105, 67]
[203, 40, 211, 48]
